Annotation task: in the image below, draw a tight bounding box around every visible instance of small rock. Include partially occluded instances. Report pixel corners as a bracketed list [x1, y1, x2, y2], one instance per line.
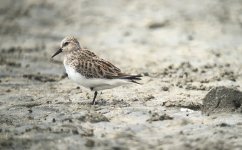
[202, 86, 242, 115]
[214, 52, 221, 57]
[78, 112, 109, 123]
[85, 139, 95, 147]
[200, 79, 209, 83]
[25, 64, 30, 68]
[168, 65, 173, 69]
[80, 129, 94, 137]
[61, 73, 68, 79]
[144, 95, 155, 101]
[162, 86, 169, 91]
[148, 21, 169, 29]
[192, 68, 198, 72]
[225, 63, 230, 67]
[23, 74, 58, 82]
[72, 129, 79, 134]
[201, 70, 206, 73]
[6, 89, 11, 92]
[147, 113, 173, 122]
[217, 123, 230, 127]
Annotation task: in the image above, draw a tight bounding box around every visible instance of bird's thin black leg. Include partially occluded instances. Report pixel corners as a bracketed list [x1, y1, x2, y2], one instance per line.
[92, 91, 98, 105]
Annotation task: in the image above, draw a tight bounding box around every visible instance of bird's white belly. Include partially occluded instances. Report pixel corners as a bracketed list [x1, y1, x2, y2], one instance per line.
[64, 64, 129, 91]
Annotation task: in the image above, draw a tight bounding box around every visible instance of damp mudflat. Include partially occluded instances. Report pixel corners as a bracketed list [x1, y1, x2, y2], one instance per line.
[1, 0, 242, 149]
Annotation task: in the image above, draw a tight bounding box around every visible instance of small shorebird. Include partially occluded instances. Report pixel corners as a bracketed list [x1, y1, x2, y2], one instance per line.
[51, 36, 142, 105]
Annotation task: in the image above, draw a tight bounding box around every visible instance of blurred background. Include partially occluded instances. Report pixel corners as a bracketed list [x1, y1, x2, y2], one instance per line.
[1, 0, 242, 75]
[1, 0, 242, 149]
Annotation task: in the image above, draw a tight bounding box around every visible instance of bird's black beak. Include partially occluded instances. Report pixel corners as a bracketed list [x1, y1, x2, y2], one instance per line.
[51, 48, 62, 58]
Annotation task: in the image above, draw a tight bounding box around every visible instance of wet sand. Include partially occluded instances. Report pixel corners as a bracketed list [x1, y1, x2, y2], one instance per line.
[1, 0, 242, 149]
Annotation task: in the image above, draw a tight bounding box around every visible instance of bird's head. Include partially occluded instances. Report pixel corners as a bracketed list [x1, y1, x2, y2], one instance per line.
[51, 36, 81, 58]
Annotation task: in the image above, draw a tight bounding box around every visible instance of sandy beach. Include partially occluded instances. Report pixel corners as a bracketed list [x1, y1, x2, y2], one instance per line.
[1, 0, 242, 149]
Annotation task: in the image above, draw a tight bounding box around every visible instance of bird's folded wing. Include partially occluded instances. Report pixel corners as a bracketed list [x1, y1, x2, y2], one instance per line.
[74, 58, 124, 79]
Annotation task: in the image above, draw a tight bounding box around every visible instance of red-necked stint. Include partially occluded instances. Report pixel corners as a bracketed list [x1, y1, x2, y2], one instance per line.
[51, 36, 142, 105]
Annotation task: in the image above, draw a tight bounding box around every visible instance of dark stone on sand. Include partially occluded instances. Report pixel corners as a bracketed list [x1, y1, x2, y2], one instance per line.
[147, 113, 173, 122]
[217, 123, 231, 127]
[143, 72, 149, 76]
[78, 112, 109, 123]
[85, 139, 95, 147]
[162, 86, 169, 91]
[148, 21, 169, 29]
[23, 74, 59, 82]
[202, 86, 242, 115]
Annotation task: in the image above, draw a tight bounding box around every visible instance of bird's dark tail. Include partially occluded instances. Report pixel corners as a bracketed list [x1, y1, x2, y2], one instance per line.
[118, 74, 142, 84]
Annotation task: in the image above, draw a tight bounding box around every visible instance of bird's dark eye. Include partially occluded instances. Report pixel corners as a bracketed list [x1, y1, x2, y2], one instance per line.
[63, 42, 69, 46]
